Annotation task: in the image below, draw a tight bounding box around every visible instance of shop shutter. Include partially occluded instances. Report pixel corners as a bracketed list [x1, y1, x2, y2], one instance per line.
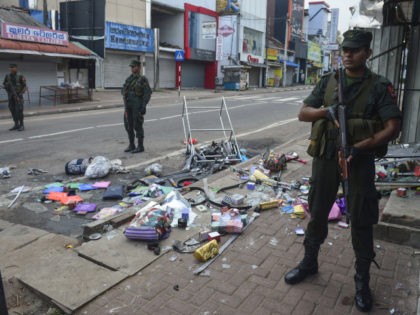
[104, 52, 134, 88]
[182, 60, 205, 88]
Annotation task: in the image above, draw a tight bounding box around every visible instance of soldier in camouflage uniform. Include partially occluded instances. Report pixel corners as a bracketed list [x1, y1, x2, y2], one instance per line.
[284, 30, 402, 312]
[3, 64, 27, 131]
[122, 60, 152, 153]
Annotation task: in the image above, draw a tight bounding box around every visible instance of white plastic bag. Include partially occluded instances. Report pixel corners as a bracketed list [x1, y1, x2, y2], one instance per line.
[144, 163, 163, 176]
[85, 156, 112, 179]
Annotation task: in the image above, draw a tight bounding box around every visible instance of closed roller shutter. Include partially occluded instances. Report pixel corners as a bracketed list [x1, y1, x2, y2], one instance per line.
[249, 67, 259, 87]
[159, 58, 175, 88]
[143, 55, 176, 89]
[1, 57, 57, 108]
[145, 55, 154, 88]
[104, 52, 134, 88]
[182, 60, 205, 88]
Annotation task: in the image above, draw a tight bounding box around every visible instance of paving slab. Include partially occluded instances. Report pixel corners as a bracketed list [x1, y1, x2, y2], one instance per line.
[0, 219, 13, 231]
[1, 233, 77, 279]
[0, 223, 48, 255]
[76, 225, 201, 276]
[9, 233, 126, 313]
[381, 189, 420, 228]
[76, 210, 210, 276]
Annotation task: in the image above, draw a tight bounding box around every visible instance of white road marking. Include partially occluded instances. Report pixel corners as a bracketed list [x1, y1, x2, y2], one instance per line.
[236, 118, 298, 138]
[0, 116, 302, 197]
[28, 127, 95, 139]
[159, 115, 180, 120]
[272, 97, 299, 102]
[96, 123, 123, 128]
[229, 95, 261, 100]
[0, 138, 24, 144]
[0, 98, 294, 144]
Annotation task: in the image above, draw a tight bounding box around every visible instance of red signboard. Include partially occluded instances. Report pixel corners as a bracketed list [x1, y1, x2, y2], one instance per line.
[1, 22, 69, 46]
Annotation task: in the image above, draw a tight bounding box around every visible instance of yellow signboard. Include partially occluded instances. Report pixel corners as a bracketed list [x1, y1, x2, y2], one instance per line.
[217, 0, 240, 16]
[267, 48, 278, 61]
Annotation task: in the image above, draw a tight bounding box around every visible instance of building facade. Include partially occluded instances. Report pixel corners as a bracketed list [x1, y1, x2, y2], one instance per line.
[0, 6, 96, 107]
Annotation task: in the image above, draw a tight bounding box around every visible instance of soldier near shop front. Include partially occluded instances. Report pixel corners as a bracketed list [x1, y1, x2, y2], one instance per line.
[121, 60, 152, 153]
[3, 64, 27, 131]
[284, 30, 402, 312]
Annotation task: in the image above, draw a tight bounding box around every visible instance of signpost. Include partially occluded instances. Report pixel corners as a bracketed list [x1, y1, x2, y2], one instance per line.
[175, 50, 184, 96]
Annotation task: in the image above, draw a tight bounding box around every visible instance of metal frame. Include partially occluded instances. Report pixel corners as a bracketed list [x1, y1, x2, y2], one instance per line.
[181, 96, 242, 170]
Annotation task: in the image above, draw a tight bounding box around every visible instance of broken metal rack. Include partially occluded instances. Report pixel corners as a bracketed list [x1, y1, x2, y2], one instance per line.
[181, 96, 242, 170]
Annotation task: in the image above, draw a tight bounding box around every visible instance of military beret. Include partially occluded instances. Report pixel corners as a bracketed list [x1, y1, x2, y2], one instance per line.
[129, 60, 140, 67]
[9, 63, 17, 68]
[342, 29, 373, 49]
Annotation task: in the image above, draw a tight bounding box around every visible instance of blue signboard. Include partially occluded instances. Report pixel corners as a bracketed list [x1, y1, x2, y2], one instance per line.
[105, 21, 154, 52]
[175, 50, 184, 61]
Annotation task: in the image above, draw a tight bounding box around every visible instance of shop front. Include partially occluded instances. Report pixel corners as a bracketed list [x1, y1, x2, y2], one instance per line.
[307, 41, 322, 84]
[266, 48, 282, 87]
[240, 26, 266, 88]
[183, 4, 218, 89]
[103, 21, 154, 88]
[0, 15, 97, 108]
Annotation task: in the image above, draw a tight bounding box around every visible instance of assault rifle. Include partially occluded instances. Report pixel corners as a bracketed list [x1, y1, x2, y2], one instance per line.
[337, 67, 350, 224]
[5, 77, 21, 103]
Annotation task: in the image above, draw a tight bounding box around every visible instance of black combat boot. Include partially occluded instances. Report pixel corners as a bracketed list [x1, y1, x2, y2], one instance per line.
[17, 123, 24, 131]
[124, 135, 135, 152]
[9, 121, 19, 131]
[124, 143, 135, 152]
[354, 258, 373, 312]
[284, 242, 319, 284]
[132, 138, 144, 153]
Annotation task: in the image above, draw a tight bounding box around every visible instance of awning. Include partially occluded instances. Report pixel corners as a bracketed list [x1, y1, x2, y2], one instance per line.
[0, 38, 97, 59]
[267, 61, 282, 67]
[278, 60, 300, 68]
[241, 61, 268, 68]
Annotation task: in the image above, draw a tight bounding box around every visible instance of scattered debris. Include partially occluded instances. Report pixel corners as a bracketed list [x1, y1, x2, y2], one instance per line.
[0, 166, 13, 178]
[27, 168, 48, 175]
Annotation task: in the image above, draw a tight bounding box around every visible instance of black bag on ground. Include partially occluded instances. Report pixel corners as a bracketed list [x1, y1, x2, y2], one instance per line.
[102, 185, 125, 200]
[65, 158, 92, 175]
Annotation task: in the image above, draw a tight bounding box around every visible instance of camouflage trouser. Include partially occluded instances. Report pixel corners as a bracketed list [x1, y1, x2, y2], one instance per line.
[305, 155, 378, 261]
[9, 95, 24, 124]
[124, 106, 144, 140]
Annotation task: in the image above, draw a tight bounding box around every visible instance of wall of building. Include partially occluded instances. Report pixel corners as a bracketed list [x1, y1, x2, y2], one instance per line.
[239, 0, 267, 61]
[308, 1, 329, 36]
[0, 55, 61, 107]
[153, 13, 184, 48]
[106, 0, 146, 27]
[153, 0, 215, 11]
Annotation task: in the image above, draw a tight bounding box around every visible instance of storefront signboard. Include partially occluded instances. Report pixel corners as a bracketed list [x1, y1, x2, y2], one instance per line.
[105, 21, 154, 52]
[1, 22, 69, 46]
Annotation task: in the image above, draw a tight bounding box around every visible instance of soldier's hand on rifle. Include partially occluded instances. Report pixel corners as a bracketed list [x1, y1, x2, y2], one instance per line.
[325, 104, 339, 128]
[345, 145, 361, 163]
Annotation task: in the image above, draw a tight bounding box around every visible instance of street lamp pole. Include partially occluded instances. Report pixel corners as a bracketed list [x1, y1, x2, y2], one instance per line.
[282, 15, 289, 88]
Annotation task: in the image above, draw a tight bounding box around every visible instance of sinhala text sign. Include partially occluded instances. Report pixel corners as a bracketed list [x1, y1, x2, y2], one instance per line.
[1, 22, 69, 46]
[105, 21, 154, 52]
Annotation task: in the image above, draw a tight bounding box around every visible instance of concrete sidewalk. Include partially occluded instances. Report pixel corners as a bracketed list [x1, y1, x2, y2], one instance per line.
[0, 85, 312, 120]
[71, 139, 420, 315]
[1, 138, 418, 315]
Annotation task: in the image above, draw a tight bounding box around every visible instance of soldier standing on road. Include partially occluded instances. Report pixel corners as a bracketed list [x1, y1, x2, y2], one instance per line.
[3, 64, 27, 131]
[284, 30, 402, 313]
[122, 60, 152, 153]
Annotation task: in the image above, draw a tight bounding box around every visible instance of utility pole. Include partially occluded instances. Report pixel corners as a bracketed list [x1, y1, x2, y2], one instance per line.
[153, 28, 160, 91]
[282, 15, 289, 88]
